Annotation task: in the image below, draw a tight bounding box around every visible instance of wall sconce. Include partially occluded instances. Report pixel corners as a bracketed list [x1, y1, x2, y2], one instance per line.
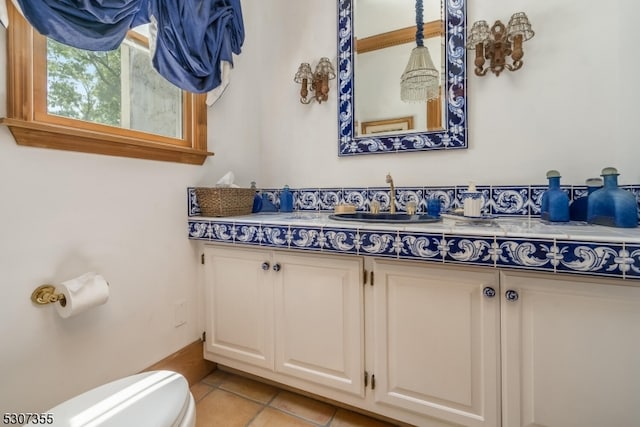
[466, 12, 534, 76]
[294, 57, 336, 104]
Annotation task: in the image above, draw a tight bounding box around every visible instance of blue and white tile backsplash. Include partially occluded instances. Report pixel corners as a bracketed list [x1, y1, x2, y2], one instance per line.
[188, 184, 640, 219]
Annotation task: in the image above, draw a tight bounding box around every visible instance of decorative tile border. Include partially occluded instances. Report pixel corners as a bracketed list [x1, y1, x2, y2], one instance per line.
[443, 234, 498, 267]
[188, 185, 640, 219]
[189, 219, 640, 280]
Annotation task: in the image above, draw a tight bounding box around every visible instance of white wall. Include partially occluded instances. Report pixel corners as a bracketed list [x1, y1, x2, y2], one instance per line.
[1, 0, 638, 414]
[252, 0, 640, 189]
[0, 7, 259, 411]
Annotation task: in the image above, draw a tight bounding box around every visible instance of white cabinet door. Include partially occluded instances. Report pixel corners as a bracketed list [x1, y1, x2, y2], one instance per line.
[373, 260, 501, 427]
[501, 271, 640, 427]
[203, 246, 274, 369]
[274, 252, 364, 396]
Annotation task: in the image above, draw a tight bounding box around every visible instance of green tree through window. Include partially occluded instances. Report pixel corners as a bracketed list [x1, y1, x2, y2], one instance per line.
[47, 39, 122, 126]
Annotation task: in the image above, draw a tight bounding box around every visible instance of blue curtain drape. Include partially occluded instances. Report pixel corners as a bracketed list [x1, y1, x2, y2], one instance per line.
[15, 0, 244, 94]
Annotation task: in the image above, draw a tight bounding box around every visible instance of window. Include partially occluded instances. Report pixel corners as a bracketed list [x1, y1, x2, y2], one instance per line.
[1, 4, 211, 165]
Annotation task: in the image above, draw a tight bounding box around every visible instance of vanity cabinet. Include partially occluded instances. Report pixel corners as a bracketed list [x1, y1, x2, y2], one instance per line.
[202, 245, 365, 396]
[371, 259, 501, 427]
[202, 245, 640, 427]
[500, 271, 640, 427]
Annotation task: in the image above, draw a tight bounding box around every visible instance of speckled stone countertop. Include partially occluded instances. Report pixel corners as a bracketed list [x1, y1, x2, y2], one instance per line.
[188, 213, 640, 281]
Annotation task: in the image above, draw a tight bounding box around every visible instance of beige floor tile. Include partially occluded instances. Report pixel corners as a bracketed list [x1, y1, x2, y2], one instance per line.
[219, 374, 279, 404]
[190, 382, 214, 403]
[270, 391, 336, 425]
[196, 389, 263, 427]
[330, 409, 398, 427]
[248, 407, 318, 427]
[201, 369, 228, 386]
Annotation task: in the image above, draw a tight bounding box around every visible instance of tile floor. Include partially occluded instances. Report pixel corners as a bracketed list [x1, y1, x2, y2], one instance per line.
[191, 369, 405, 427]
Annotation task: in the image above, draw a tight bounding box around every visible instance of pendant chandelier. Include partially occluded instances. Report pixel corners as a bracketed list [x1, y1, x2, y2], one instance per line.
[400, 0, 440, 102]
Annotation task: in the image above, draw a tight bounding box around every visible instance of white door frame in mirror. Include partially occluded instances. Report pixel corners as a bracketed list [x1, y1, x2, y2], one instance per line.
[337, 0, 467, 156]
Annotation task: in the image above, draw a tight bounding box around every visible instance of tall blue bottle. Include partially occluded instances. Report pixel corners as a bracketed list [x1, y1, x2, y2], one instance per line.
[540, 170, 569, 222]
[279, 185, 293, 213]
[569, 177, 602, 221]
[587, 167, 638, 228]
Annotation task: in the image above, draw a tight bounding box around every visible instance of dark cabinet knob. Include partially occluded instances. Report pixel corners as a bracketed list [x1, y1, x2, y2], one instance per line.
[483, 287, 496, 298]
[505, 289, 519, 302]
[261, 262, 270, 271]
[273, 263, 282, 272]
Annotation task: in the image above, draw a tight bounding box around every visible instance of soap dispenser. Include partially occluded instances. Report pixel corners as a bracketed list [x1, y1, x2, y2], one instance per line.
[587, 167, 638, 228]
[540, 170, 570, 222]
[461, 183, 483, 217]
[569, 177, 602, 221]
[279, 185, 293, 213]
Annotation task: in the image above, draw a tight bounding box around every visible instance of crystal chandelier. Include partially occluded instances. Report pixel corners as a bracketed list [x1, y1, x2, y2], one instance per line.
[400, 0, 440, 102]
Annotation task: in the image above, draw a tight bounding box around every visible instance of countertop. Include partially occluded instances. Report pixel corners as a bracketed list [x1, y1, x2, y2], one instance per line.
[188, 212, 640, 280]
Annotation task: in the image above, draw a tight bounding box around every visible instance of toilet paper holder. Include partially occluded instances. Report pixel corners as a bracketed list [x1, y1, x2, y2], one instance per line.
[31, 285, 67, 307]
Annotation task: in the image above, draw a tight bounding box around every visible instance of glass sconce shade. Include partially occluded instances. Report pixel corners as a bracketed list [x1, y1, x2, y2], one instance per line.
[466, 20, 490, 48]
[507, 12, 535, 41]
[400, 46, 440, 102]
[315, 57, 336, 79]
[294, 63, 313, 83]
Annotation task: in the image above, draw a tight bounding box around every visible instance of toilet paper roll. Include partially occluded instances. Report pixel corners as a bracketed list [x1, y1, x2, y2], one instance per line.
[55, 272, 109, 318]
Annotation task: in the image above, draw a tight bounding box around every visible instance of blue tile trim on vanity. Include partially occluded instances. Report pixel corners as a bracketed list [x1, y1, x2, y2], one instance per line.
[398, 231, 442, 261]
[188, 182, 640, 280]
[442, 234, 498, 267]
[189, 215, 640, 281]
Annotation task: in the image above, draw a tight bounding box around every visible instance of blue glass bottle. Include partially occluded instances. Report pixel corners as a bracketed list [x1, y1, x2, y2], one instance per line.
[427, 197, 442, 218]
[569, 178, 602, 221]
[587, 167, 638, 228]
[540, 170, 569, 222]
[279, 185, 293, 213]
[250, 181, 262, 213]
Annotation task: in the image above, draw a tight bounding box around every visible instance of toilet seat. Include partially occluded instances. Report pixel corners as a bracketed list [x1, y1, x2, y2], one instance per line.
[30, 370, 195, 427]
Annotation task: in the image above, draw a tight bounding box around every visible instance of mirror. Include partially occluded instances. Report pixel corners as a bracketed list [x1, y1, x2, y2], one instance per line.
[337, 0, 467, 156]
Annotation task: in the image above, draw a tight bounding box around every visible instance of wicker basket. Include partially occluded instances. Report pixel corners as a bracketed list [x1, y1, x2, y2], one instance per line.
[195, 187, 255, 217]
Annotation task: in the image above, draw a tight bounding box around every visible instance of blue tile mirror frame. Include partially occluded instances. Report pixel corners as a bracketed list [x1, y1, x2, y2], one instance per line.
[337, 0, 467, 156]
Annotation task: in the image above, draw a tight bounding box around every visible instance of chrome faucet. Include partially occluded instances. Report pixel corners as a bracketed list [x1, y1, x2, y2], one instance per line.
[385, 173, 396, 214]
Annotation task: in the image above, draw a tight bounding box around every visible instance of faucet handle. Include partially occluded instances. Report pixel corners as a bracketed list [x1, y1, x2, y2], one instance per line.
[370, 200, 380, 214]
[407, 201, 417, 216]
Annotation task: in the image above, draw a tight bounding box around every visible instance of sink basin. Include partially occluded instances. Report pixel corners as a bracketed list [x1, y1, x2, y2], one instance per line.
[329, 212, 440, 223]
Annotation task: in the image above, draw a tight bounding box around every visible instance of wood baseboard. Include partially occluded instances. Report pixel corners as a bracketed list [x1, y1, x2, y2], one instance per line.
[143, 340, 216, 387]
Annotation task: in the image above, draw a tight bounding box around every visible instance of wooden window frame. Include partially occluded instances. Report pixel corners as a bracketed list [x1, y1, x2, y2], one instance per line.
[0, 3, 212, 165]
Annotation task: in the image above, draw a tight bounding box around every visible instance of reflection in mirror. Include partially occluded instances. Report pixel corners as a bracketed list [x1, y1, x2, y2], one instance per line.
[356, 0, 443, 136]
[338, 0, 467, 156]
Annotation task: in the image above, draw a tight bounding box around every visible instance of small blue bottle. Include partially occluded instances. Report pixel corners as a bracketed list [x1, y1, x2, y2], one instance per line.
[250, 181, 262, 213]
[279, 185, 293, 213]
[540, 170, 569, 222]
[569, 178, 602, 221]
[427, 197, 441, 218]
[587, 167, 638, 228]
